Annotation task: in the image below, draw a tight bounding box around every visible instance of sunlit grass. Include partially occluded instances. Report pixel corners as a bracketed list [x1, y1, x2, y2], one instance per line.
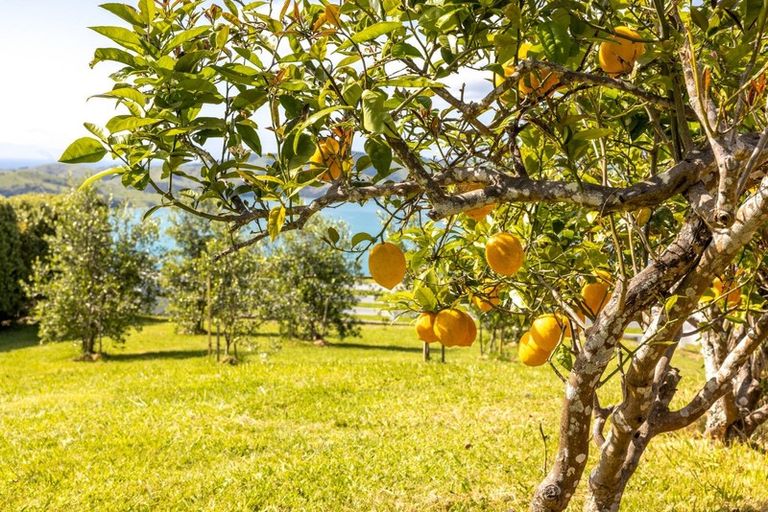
[0, 321, 764, 511]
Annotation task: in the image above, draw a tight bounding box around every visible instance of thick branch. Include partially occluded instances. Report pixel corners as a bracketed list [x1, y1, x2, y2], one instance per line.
[658, 312, 768, 432]
[430, 150, 709, 219]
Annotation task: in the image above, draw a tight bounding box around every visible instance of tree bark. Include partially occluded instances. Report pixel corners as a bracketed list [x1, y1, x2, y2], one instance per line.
[531, 217, 712, 512]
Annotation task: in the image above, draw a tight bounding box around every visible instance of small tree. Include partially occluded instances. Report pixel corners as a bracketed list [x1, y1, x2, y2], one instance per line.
[28, 189, 158, 358]
[204, 237, 264, 361]
[264, 219, 359, 341]
[9, 194, 62, 318]
[0, 200, 24, 322]
[161, 211, 215, 333]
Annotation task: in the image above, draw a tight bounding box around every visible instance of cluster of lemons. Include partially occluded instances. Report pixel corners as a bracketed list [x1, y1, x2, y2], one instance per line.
[517, 274, 610, 367]
[365, 204, 613, 360]
[366, 233, 524, 348]
[495, 26, 645, 100]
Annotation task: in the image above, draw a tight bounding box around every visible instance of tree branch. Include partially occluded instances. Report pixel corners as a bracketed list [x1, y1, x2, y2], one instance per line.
[657, 311, 768, 433]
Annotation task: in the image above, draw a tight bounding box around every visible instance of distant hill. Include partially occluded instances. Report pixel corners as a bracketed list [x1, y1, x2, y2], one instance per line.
[0, 163, 172, 207]
[0, 154, 407, 207]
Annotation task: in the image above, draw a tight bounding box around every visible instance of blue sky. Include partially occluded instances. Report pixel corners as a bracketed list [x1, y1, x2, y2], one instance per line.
[0, 0, 118, 161]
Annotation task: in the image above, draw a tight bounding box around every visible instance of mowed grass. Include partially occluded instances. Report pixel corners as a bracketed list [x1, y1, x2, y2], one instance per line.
[0, 320, 766, 512]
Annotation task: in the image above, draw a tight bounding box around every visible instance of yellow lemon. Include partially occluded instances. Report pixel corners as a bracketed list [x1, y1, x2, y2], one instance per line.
[598, 26, 645, 76]
[368, 242, 406, 289]
[485, 233, 524, 276]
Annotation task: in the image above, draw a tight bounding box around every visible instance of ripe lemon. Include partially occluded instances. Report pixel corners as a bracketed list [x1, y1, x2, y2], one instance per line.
[485, 233, 524, 276]
[456, 182, 495, 221]
[434, 308, 469, 347]
[529, 314, 569, 352]
[368, 242, 406, 289]
[598, 26, 645, 76]
[415, 312, 439, 343]
[495, 42, 560, 101]
[582, 281, 609, 317]
[472, 284, 501, 313]
[310, 138, 345, 182]
[457, 311, 477, 347]
[518, 332, 550, 367]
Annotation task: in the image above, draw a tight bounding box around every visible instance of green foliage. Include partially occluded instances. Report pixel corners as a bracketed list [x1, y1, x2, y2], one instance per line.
[0, 200, 24, 321]
[7, 194, 62, 316]
[204, 237, 266, 358]
[161, 212, 216, 333]
[263, 218, 360, 341]
[27, 189, 159, 355]
[161, 211, 266, 348]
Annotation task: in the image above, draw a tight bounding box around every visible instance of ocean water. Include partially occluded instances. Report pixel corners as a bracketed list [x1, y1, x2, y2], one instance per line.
[134, 200, 386, 254]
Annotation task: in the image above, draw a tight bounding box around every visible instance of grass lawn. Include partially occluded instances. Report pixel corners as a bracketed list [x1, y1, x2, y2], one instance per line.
[0, 320, 765, 511]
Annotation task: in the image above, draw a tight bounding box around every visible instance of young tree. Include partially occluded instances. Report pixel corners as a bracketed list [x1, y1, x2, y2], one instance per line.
[65, 1, 768, 508]
[161, 211, 215, 333]
[204, 237, 265, 361]
[0, 200, 24, 321]
[28, 189, 158, 357]
[264, 219, 360, 341]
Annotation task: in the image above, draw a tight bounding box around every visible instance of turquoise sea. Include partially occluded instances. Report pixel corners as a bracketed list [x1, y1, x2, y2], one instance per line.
[136, 200, 386, 255]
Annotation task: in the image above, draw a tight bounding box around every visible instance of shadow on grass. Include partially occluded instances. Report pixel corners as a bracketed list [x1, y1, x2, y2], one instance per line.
[0, 324, 40, 353]
[105, 349, 208, 362]
[325, 342, 422, 354]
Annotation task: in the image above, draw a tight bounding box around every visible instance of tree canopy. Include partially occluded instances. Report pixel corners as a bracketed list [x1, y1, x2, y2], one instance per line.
[65, 1, 768, 510]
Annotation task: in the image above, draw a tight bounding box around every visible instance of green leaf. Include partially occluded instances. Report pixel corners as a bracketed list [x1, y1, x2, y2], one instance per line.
[95, 87, 146, 105]
[268, 206, 286, 240]
[138, 0, 155, 24]
[281, 132, 316, 171]
[364, 137, 392, 175]
[535, 18, 575, 65]
[233, 89, 268, 110]
[91, 47, 138, 67]
[79, 167, 123, 189]
[664, 294, 679, 315]
[90, 26, 143, 52]
[100, 3, 143, 25]
[572, 128, 613, 141]
[391, 42, 422, 59]
[414, 286, 438, 311]
[553, 343, 573, 371]
[361, 90, 396, 136]
[106, 115, 162, 133]
[327, 226, 340, 244]
[166, 26, 210, 50]
[83, 122, 108, 141]
[381, 76, 444, 88]
[236, 122, 262, 155]
[352, 21, 402, 42]
[59, 137, 108, 164]
[142, 204, 166, 221]
[351, 232, 375, 247]
[690, 7, 709, 32]
[338, 21, 401, 49]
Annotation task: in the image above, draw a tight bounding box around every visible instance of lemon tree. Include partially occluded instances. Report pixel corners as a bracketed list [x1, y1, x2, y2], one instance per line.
[64, 1, 768, 510]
